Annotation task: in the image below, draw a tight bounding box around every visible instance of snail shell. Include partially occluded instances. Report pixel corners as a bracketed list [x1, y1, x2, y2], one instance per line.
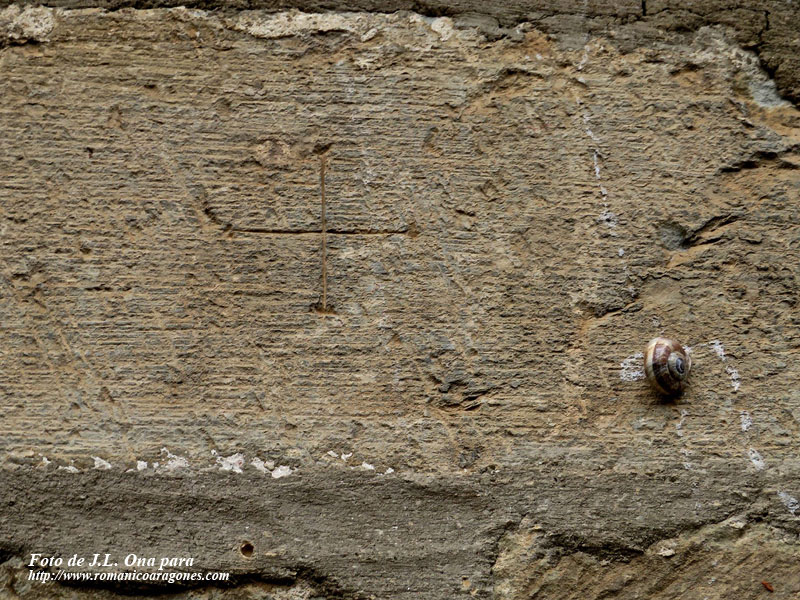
[644, 337, 691, 396]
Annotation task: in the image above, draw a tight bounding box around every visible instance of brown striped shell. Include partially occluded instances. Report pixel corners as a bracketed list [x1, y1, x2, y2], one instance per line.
[644, 337, 691, 396]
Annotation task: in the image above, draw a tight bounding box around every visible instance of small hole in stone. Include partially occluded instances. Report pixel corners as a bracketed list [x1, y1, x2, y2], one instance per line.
[240, 541, 254, 558]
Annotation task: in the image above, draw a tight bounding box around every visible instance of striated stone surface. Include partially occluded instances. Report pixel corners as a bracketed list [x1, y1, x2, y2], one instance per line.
[1, 0, 798, 102]
[1, 3, 799, 599]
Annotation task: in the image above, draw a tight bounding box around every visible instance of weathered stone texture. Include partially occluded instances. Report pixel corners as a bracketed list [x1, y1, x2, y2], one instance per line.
[1, 2, 799, 599]
[2, 0, 798, 102]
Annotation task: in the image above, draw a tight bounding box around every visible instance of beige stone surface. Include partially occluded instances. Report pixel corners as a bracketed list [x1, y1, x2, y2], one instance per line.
[1, 2, 799, 599]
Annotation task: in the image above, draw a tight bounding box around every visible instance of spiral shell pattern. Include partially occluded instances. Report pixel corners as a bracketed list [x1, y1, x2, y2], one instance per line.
[643, 337, 691, 396]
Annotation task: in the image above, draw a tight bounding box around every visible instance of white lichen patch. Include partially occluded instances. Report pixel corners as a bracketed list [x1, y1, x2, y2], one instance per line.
[747, 448, 765, 470]
[250, 457, 271, 474]
[598, 207, 617, 227]
[709, 340, 726, 359]
[658, 547, 676, 558]
[218, 8, 479, 55]
[271, 465, 293, 479]
[690, 28, 790, 108]
[675, 409, 688, 437]
[726, 365, 741, 392]
[136, 460, 148, 471]
[680, 448, 693, 471]
[231, 10, 362, 40]
[740, 410, 752, 432]
[748, 78, 789, 108]
[92, 456, 112, 470]
[160, 447, 189, 472]
[706, 340, 741, 391]
[777, 491, 799, 516]
[620, 352, 645, 381]
[428, 17, 455, 41]
[215, 452, 245, 474]
[0, 5, 56, 44]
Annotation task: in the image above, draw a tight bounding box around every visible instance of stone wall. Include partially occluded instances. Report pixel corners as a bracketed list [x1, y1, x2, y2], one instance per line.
[1, 1, 799, 598]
